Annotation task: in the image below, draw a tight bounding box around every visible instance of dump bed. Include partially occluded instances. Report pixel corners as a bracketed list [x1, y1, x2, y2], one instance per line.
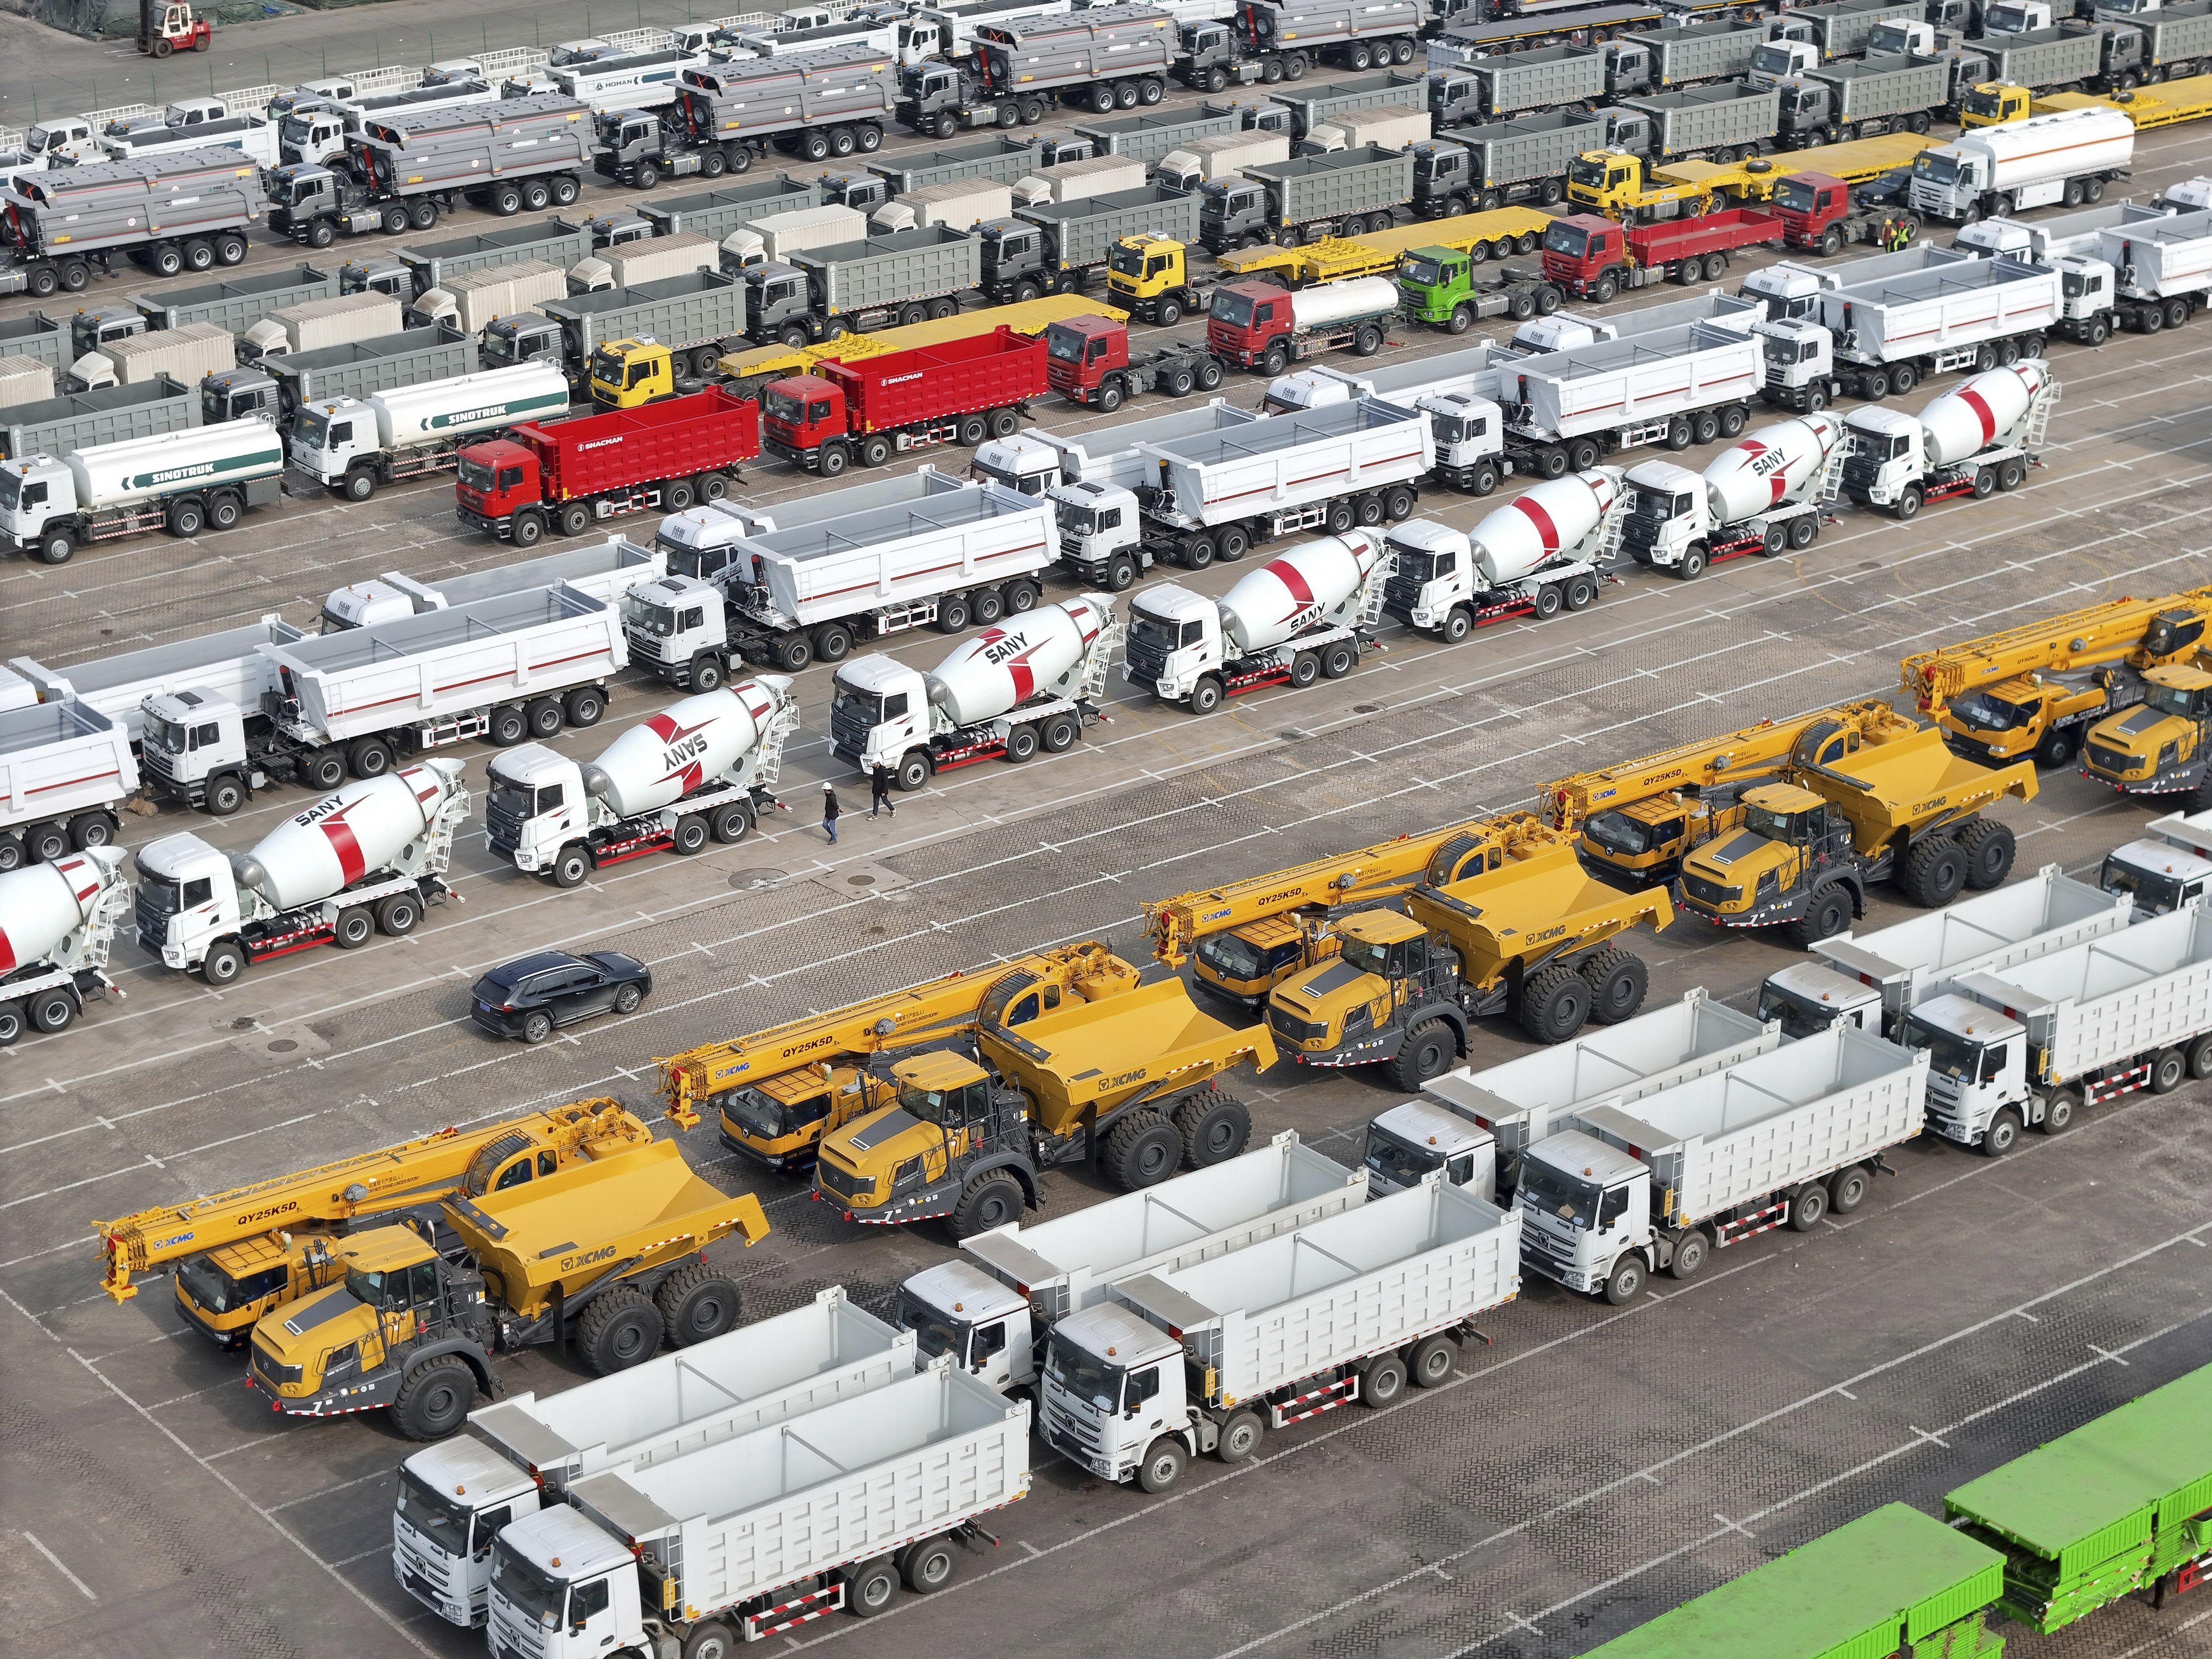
[1812, 721, 2036, 853]
[1504, 317, 1761, 440]
[827, 327, 1046, 434]
[978, 972, 1273, 1119]
[0, 315, 67, 370]
[1808, 51, 1950, 123]
[1817, 253, 2063, 365]
[3, 149, 265, 258]
[12, 616, 303, 744]
[133, 263, 337, 333]
[1564, 1022, 1928, 1224]
[1075, 107, 1239, 163]
[1255, 145, 1413, 226]
[1276, 74, 1430, 139]
[869, 137, 1038, 194]
[795, 226, 981, 319]
[1409, 843, 1676, 989]
[1140, 395, 1432, 528]
[1625, 80, 1780, 158]
[260, 324, 478, 415]
[1454, 110, 1610, 190]
[1811, 864, 2132, 1024]
[0, 701, 139, 833]
[638, 176, 822, 240]
[1629, 21, 1767, 86]
[1022, 399, 1259, 491]
[1627, 208, 1782, 265]
[0, 374, 195, 462]
[467, 1285, 914, 1492]
[514, 385, 759, 502]
[972, 7, 1175, 94]
[1111, 1177, 1521, 1403]
[1467, 44, 1609, 117]
[540, 269, 748, 362]
[2097, 206, 2212, 297]
[339, 539, 662, 626]
[1021, 186, 1201, 271]
[396, 217, 596, 296]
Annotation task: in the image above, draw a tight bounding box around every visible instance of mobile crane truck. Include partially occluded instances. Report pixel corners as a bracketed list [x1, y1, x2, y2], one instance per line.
[246, 1137, 769, 1439]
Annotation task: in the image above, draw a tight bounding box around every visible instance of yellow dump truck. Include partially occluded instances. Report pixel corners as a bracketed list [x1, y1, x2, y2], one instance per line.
[246, 1138, 769, 1439]
[812, 975, 1276, 1237]
[97, 1098, 653, 1329]
[1266, 818, 1674, 1083]
[2079, 662, 2212, 812]
[1676, 716, 2038, 943]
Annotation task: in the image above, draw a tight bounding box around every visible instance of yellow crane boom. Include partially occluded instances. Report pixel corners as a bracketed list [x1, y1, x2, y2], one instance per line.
[1900, 588, 2212, 716]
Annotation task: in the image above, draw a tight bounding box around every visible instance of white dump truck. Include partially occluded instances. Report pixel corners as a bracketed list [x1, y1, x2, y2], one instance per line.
[137, 583, 626, 807]
[1262, 340, 1517, 494]
[969, 397, 1252, 501]
[1368, 988, 1780, 1200]
[2097, 204, 2211, 335]
[1499, 309, 1761, 475]
[134, 759, 469, 984]
[1838, 359, 2057, 519]
[832, 592, 1120, 789]
[289, 361, 572, 501]
[1909, 900, 2212, 1155]
[1380, 467, 1625, 640]
[897, 1131, 1366, 1396]
[1908, 106, 2135, 225]
[1618, 413, 1845, 580]
[404, 259, 568, 331]
[1123, 531, 1390, 714]
[484, 677, 797, 887]
[320, 539, 664, 631]
[1043, 1175, 1521, 1492]
[2099, 810, 2212, 919]
[0, 846, 131, 1042]
[1, 418, 286, 565]
[1758, 863, 2134, 1039]
[1515, 1020, 1929, 1305]
[11, 615, 305, 748]
[393, 1286, 914, 1629]
[0, 701, 138, 868]
[487, 1361, 1029, 1651]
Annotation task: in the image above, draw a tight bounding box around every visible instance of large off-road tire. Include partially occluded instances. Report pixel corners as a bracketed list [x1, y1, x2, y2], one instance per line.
[1580, 948, 1647, 1025]
[655, 1265, 741, 1346]
[950, 1174, 1024, 1240]
[1901, 836, 1966, 907]
[1102, 1107, 1181, 1191]
[577, 1286, 664, 1375]
[1385, 1019, 1456, 1091]
[1959, 818, 2015, 890]
[393, 1356, 476, 1442]
[1790, 885, 1853, 947]
[1173, 1092, 1251, 1168]
[1519, 963, 1591, 1044]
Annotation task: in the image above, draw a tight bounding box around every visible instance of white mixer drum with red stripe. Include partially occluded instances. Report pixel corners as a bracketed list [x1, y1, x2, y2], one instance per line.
[1702, 413, 1843, 526]
[0, 849, 126, 974]
[1919, 361, 2051, 469]
[1470, 470, 1620, 586]
[1216, 533, 1380, 655]
[232, 759, 467, 910]
[925, 595, 1109, 727]
[582, 681, 787, 819]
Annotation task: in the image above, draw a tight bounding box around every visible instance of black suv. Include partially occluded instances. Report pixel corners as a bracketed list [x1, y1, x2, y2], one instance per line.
[471, 950, 653, 1044]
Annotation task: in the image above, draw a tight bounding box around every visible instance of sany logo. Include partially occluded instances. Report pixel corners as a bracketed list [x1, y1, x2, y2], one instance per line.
[295, 792, 373, 886]
[645, 711, 718, 794]
[976, 626, 1044, 701]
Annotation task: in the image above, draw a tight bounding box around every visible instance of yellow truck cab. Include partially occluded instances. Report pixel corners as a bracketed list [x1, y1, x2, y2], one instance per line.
[716, 1062, 883, 1175]
[1106, 233, 1209, 325]
[1193, 911, 1338, 1006]
[1958, 82, 2035, 129]
[2081, 664, 2212, 809]
[1579, 795, 1721, 886]
[587, 337, 677, 408]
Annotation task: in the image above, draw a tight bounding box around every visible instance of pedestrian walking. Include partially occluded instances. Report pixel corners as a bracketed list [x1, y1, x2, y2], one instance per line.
[821, 779, 842, 844]
[870, 763, 895, 818]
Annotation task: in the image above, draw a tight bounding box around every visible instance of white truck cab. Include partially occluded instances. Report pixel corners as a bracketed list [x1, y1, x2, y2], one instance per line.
[138, 688, 262, 810]
[1510, 1130, 1653, 1297]
[1756, 959, 1884, 1037]
[830, 654, 927, 774]
[486, 1504, 642, 1659]
[393, 1434, 540, 1628]
[970, 432, 1068, 496]
[1362, 1095, 1498, 1198]
[23, 117, 101, 163]
[481, 744, 593, 873]
[1378, 520, 1476, 634]
[1050, 479, 1143, 576]
[1752, 316, 1839, 399]
[620, 572, 731, 687]
[1748, 36, 1819, 86]
[1837, 405, 1928, 508]
[1039, 1301, 1194, 1484]
[131, 831, 250, 968]
[1122, 582, 1223, 701]
[1898, 992, 2031, 1149]
[2100, 814, 2212, 916]
[896, 1260, 1034, 1393]
[1739, 261, 1838, 323]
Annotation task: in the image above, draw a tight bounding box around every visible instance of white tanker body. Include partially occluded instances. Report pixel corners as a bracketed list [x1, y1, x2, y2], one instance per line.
[484, 678, 798, 889]
[1619, 413, 1844, 580]
[1382, 468, 1626, 640]
[133, 759, 470, 985]
[831, 594, 1121, 789]
[0, 847, 131, 1044]
[1, 419, 287, 566]
[291, 362, 572, 501]
[1839, 359, 2057, 519]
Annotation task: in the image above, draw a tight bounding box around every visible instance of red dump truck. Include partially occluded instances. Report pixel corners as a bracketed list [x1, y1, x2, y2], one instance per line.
[759, 327, 1048, 476]
[455, 388, 760, 545]
[1541, 208, 1787, 301]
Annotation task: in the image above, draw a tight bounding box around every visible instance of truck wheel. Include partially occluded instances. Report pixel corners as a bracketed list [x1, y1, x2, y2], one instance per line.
[1673, 546, 1707, 581]
[1691, 409, 1719, 445]
[1017, 101, 1044, 126]
[1173, 1092, 1250, 1167]
[937, 593, 972, 633]
[552, 847, 591, 889]
[1788, 1181, 1829, 1232]
[1103, 1107, 1181, 1191]
[523, 180, 552, 212]
[1362, 1354, 1407, 1406]
[1041, 714, 1078, 752]
[1960, 820, 2015, 890]
[152, 243, 185, 278]
[680, 1621, 738, 1659]
[25, 988, 76, 1034]
[490, 184, 523, 217]
[2152, 1047, 2188, 1093]
[950, 1173, 1024, 1240]
[1013, 280, 1043, 304]
[0, 1003, 20, 1044]
[1197, 358, 1224, 392]
[957, 413, 989, 447]
[341, 467, 376, 503]
[375, 893, 421, 937]
[510, 510, 546, 546]
[1790, 888, 1853, 946]
[1216, 1410, 1265, 1465]
[672, 816, 709, 855]
[1441, 607, 1474, 643]
[67, 810, 115, 851]
[1980, 1108, 2022, 1158]
[166, 498, 205, 538]
[1448, 302, 1474, 335]
[347, 735, 392, 779]
[408, 200, 437, 231]
[526, 698, 564, 739]
[201, 940, 247, 987]
[989, 408, 1019, 439]
[1603, 1254, 1646, 1306]
[1004, 723, 1040, 763]
[818, 441, 850, 477]
[655, 1264, 742, 1346]
[845, 1557, 900, 1617]
[687, 654, 726, 693]
[1164, 362, 1195, 397]
[1386, 1020, 1457, 1090]
[2037, 1094, 2074, 1135]
[1187, 675, 1225, 715]
[306, 220, 336, 250]
[1288, 651, 1321, 689]
[1830, 1166, 1872, 1213]
[1902, 836, 1965, 906]
[393, 1357, 476, 1442]
[858, 434, 893, 468]
[183, 237, 215, 273]
[1260, 343, 1289, 377]
[205, 774, 247, 817]
[1891, 485, 1921, 520]
[1592, 274, 1618, 304]
[26, 265, 57, 299]
[304, 750, 346, 791]
[333, 909, 373, 950]
[36, 528, 75, 566]
[0, 833, 19, 872]
[1319, 640, 1357, 679]
[1519, 963, 1591, 1044]
[901, 1536, 960, 1594]
[1563, 575, 1597, 611]
[488, 705, 529, 747]
[1353, 324, 1383, 357]
[1107, 555, 1138, 593]
[1094, 379, 1124, 413]
[896, 751, 932, 791]
[565, 685, 606, 727]
[2190, 1032, 2212, 1080]
[380, 206, 409, 236]
[711, 802, 753, 843]
[1668, 1229, 1709, 1281]
[1580, 948, 1648, 1024]
[25, 820, 67, 863]
[1137, 1438, 1188, 1494]
[578, 1286, 665, 1375]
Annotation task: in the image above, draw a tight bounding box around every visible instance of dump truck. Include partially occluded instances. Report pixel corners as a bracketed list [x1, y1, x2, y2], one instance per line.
[0, 847, 131, 1046]
[1199, 145, 1413, 251]
[247, 1137, 770, 1439]
[867, 135, 1044, 196]
[1776, 50, 1950, 147]
[970, 395, 1255, 501]
[813, 972, 1278, 1235]
[1617, 410, 1845, 580]
[1838, 358, 2058, 520]
[1009, 154, 1147, 209]
[982, 185, 1203, 301]
[0, 417, 285, 565]
[715, 290, 1119, 398]
[0, 148, 263, 299]
[1154, 129, 1292, 194]
[1266, 816, 1673, 1078]
[495, 269, 749, 401]
[1601, 21, 1769, 95]
[1437, 42, 1610, 121]
[652, 45, 899, 176]
[897, 6, 1176, 134]
[1422, 110, 1608, 213]
[1265, 338, 1514, 488]
[638, 177, 824, 246]
[403, 259, 568, 336]
[1044, 1176, 1520, 1490]
[1516, 1019, 1928, 1302]
[1076, 103, 1255, 163]
[1178, 4, 1426, 92]
[288, 362, 571, 503]
[0, 375, 196, 464]
[0, 703, 138, 871]
[393, 217, 601, 296]
[2099, 204, 2212, 334]
[1376, 988, 1779, 1201]
[319, 538, 664, 633]
[761, 327, 1046, 473]
[489, 1362, 1027, 1648]
[1674, 711, 2039, 942]
[1539, 207, 1783, 299]
[132, 262, 339, 336]
[0, 315, 66, 370]
[748, 225, 982, 348]
[1298, 102, 1432, 156]
[11, 614, 304, 749]
[393, 1285, 912, 1628]
[905, 1131, 1365, 1395]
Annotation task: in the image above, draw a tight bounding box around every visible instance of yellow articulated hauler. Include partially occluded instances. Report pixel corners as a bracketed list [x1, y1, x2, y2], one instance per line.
[95, 1099, 653, 1335]
[247, 1138, 769, 1440]
[2079, 661, 2212, 812]
[812, 970, 1275, 1239]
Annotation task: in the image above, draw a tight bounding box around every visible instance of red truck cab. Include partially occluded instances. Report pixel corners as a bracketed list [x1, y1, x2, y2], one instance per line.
[1770, 171, 1852, 251]
[762, 327, 1047, 473]
[1540, 214, 1631, 299]
[1206, 280, 1292, 368]
[760, 373, 845, 463]
[455, 439, 541, 536]
[1045, 314, 1134, 405]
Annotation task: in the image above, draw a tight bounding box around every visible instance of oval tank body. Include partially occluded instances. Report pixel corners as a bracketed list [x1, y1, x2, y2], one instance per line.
[231, 759, 466, 911]
[365, 362, 570, 450]
[1919, 359, 2050, 469]
[1289, 276, 1401, 333]
[65, 420, 286, 513]
[0, 848, 124, 972]
[1701, 412, 1843, 525]
[925, 594, 1110, 726]
[1217, 533, 1378, 654]
[582, 681, 787, 817]
[1469, 469, 1620, 585]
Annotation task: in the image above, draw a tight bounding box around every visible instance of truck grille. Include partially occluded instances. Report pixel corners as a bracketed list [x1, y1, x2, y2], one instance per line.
[1680, 873, 1739, 907]
[816, 1160, 873, 1201]
[133, 890, 176, 948]
[1619, 514, 1663, 555]
[1123, 636, 1172, 682]
[1840, 457, 1881, 493]
[1383, 573, 1426, 612]
[2084, 743, 2134, 776]
[251, 1347, 301, 1387]
[828, 705, 877, 754]
[1521, 1225, 1572, 1264]
[1040, 1394, 1102, 1454]
[1269, 1006, 1327, 1044]
[483, 804, 526, 855]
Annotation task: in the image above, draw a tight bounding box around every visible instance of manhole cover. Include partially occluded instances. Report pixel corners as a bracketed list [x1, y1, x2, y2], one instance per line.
[1859, 560, 1881, 570]
[268, 1039, 298, 1053]
[1353, 702, 1383, 714]
[848, 874, 875, 886]
[731, 868, 788, 891]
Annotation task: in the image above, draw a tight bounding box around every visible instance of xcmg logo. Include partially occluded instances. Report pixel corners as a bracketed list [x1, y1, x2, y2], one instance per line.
[559, 1244, 617, 1272]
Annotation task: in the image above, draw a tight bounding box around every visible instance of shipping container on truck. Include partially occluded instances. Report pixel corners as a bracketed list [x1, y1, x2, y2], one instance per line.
[132, 264, 340, 336]
[11, 615, 304, 753]
[637, 175, 823, 240]
[753, 225, 983, 347]
[0, 375, 197, 463]
[1259, 73, 1427, 140]
[404, 260, 568, 335]
[0, 149, 264, 299]
[0, 702, 139, 870]
[896, 6, 1176, 136]
[983, 186, 1202, 301]
[761, 327, 1047, 474]
[394, 217, 599, 298]
[1200, 144, 1413, 251]
[237, 293, 403, 364]
[62, 321, 232, 401]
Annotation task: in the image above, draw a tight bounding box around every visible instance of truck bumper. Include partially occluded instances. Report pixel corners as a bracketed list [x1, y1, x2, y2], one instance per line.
[393, 1550, 479, 1629]
[248, 1368, 401, 1420]
[763, 436, 825, 472]
[1123, 664, 1180, 700]
[455, 506, 510, 540]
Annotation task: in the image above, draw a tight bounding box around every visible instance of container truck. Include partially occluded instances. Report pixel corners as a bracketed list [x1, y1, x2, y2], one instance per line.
[322, 539, 664, 632]
[11, 614, 304, 749]
[2099, 204, 2212, 332]
[649, 46, 899, 179]
[982, 186, 1202, 302]
[1381, 468, 1623, 639]
[896, 7, 1176, 135]
[132, 263, 339, 336]
[289, 362, 572, 503]
[1514, 1020, 1927, 1303]
[0, 359, 51, 411]
[748, 226, 982, 349]
[486, 677, 797, 886]
[1206, 274, 1401, 372]
[721, 205, 872, 272]
[259, 324, 478, 420]
[1618, 411, 1844, 579]
[0, 417, 284, 566]
[405, 260, 568, 335]
[1910, 106, 2135, 222]
[236, 294, 402, 365]
[134, 760, 472, 984]
[393, 1286, 914, 1629]
[394, 217, 599, 297]
[563, 233, 718, 299]
[0, 376, 197, 465]
[1497, 307, 1761, 476]
[488, 1362, 1026, 1650]
[761, 327, 1045, 476]
[0, 847, 130, 1045]
[1155, 129, 1292, 193]
[638, 175, 823, 242]
[0, 702, 137, 870]
[1837, 358, 2057, 519]
[456, 387, 760, 545]
[1199, 145, 1413, 251]
[63, 321, 235, 399]
[0, 149, 263, 299]
[1044, 1176, 1520, 1490]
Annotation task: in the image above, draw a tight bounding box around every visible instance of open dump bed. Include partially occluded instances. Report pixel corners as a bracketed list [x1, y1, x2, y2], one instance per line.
[13, 616, 303, 743]
[1815, 254, 2062, 362]
[1505, 319, 1760, 438]
[1407, 842, 1673, 986]
[982, 974, 1266, 1115]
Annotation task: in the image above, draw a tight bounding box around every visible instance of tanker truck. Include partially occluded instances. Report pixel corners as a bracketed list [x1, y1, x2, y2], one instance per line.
[288, 362, 573, 502]
[1381, 469, 1626, 643]
[1123, 534, 1392, 716]
[483, 679, 799, 888]
[0, 847, 131, 1044]
[1619, 414, 1845, 580]
[1838, 360, 2057, 520]
[831, 593, 1122, 789]
[1205, 275, 1402, 375]
[1, 419, 286, 565]
[133, 760, 470, 985]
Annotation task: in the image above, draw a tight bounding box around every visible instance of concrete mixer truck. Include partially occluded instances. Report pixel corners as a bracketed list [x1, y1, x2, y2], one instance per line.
[1380, 469, 1626, 642]
[1124, 534, 1394, 716]
[0, 847, 131, 1043]
[288, 361, 573, 502]
[831, 593, 1122, 789]
[1619, 414, 1845, 580]
[1838, 360, 2058, 520]
[484, 679, 799, 888]
[133, 759, 471, 985]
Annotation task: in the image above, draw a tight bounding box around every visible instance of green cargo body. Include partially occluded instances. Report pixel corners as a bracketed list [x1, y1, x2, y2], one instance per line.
[1578, 1504, 2006, 1659]
[1945, 1365, 2212, 1635]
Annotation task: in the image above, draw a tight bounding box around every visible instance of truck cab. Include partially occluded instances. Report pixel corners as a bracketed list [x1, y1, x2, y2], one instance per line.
[619, 571, 733, 686]
[1380, 520, 1482, 634]
[68, 305, 147, 364]
[1409, 139, 1478, 217]
[1044, 314, 1134, 401]
[22, 118, 101, 164]
[717, 1062, 877, 1173]
[1198, 176, 1270, 251]
[201, 368, 280, 424]
[338, 258, 411, 298]
[1749, 37, 1821, 86]
[742, 260, 818, 346]
[487, 1508, 644, 1659]
[394, 1435, 541, 1628]
[139, 688, 260, 812]
[482, 744, 594, 873]
[1267, 909, 1464, 1078]
[587, 337, 679, 409]
[758, 372, 847, 463]
[2080, 665, 2212, 798]
[453, 439, 542, 536]
[1105, 235, 1201, 325]
[1838, 403, 1936, 506]
[818, 171, 890, 215]
[1040, 1301, 1195, 1484]
[131, 831, 249, 964]
[1740, 260, 1839, 323]
[896, 1260, 1034, 1392]
[970, 432, 1067, 497]
[479, 314, 569, 374]
[1898, 992, 2031, 1148]
[1538, 213, 1631, 298]
[1756, 959, 1884, 1037]
[277, 106, 349, 167]
[1957, 81, 2036, 128]
[1674, 781, 1858, 930]
[1051, 480, 1144, 585]
[829, 654, 931, 775]
[1362, 1097, 1498, 1198]
[1769, 170, 1856, 252]
[1512, 1129, 1655, 1298]
[2099, 823, 2212, 917]
[1753, 316, 1840, 407]
[1124, 582, 1231, 699]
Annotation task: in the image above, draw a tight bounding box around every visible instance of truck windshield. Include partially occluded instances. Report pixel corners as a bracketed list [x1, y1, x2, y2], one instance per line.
[457, 455, 497, 493]
[293, 409, 332, 451]
[1106, 244, 1145, 279]
[762, 387, 805, 424]
[2145, 682, 2208, 718]
[1400, 255, 1447, 288]
[1127, 609, 1194, 655]
[174, 1254, 288, 1317]
[2099, 854, 2187, 916]
[1338, 934, 1393, 980]
[627, 599, 679, 638]
[1900, 1013, 1991, 1082]
[489, 1538, 567, 1627]
[485, 774, 539, 823]
[142, 713, 189, 755]
[1389, 541, 1454, 585]
[1756, 981, 1840, 1040]
[830, 682, 888, 729]
[896, 1289, 969, 1363]
[1742, 801, 1805, 843]
[1749, 44, 1794, 77]
[1540, 223, 1588, 260]
[1984, 2, 2033, 28]
[1044, 325, 1086, 363]
[1567, 156, 1610, 190]
[1960, 87, 2006, 120]
[1913, 152, 1960, 186]
[280, 114, 319, 144]
[1581, 811, 1654, 856]
[397, 1465, 476, 1557]
[0, 471, 22, 513]
[1196, 931, 1263, 983]
[1208, 289, 1256, 329]
[1773, 177, 1817, 215]
[1517, 1157, 1601, 1229]
[1364, 1123, 1443, 1188]
[1044, 1332, 1125, 1411]
[1949, 691, 2033, 733]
